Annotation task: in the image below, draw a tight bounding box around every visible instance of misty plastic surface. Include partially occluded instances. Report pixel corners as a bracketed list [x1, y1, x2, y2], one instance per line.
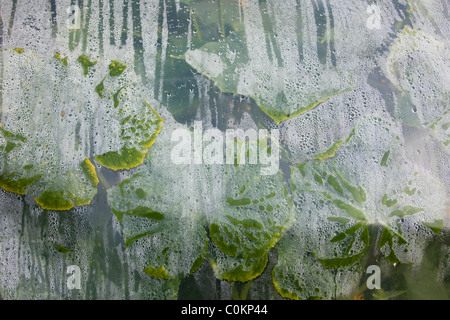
[0, 0, 448, 300]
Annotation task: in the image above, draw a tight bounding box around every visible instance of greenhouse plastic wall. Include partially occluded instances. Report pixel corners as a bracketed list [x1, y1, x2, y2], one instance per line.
[0, 0, 448, 300]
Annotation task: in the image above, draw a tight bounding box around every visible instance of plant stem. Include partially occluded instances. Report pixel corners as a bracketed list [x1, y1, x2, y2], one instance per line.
[96, 168, 111, 190]
[365, 223, 383, 266]
[231, 281, 252, 300]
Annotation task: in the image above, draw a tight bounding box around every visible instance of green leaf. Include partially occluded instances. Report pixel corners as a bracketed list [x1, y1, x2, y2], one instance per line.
[327, 217, 351, 224]
[0, 49, 163, 209]
[389, 206, 424, 218]
[272, 217, 365, 300]
[0, 127, 27, 142]
[35, 190, 76, 211]
[380, 150, 390, 167]
[181, 2, 352, 124]
[106, 119, 210, 283]
[95, 76, 106, 98]
[108, 60, 127, 77]
[330, 232, 347, 243]
[313, 139, 343, 160]
[274, 111, 447, 299]
[54, 52, 68, 66]
[107, 116, 294, 285]
[332, 200, 366, 221]
[112, 206, 164, 223]
[4, 141, 17, 154]
[315, 226, 369, 269]
[208, 167, 295, 259]
[143, 265, 171, 280]
[335, 169, 366, 205]
[77, 54, 97, 75]
[95, 146, 147, 171]
[52, 244, 72, 254]
[109, 192, 208, 281]
[422, 220, 445, 234]
[379, 227, 401, 264]
[0, 174, 42, 195]
[313, 173, 324, 185]
[208, 241, 268, 283]
[372, 289, 406, 300]
[80, 158, 99, 187]
[344, 222, 365, 235]
[386, 28, 450, 150]
[327, 175, 344, 195]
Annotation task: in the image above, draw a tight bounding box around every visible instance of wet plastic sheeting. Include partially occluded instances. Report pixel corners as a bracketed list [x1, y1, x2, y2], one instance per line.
[0, 0, 448, 300]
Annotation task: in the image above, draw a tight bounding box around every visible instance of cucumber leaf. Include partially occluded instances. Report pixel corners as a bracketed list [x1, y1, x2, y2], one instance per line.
[181, 0, 407, 124]
[107, 114, 295, 285]
[386, 28, 450, 150]
[273, 110, 447, 299]
[0, 49, 163, 210]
